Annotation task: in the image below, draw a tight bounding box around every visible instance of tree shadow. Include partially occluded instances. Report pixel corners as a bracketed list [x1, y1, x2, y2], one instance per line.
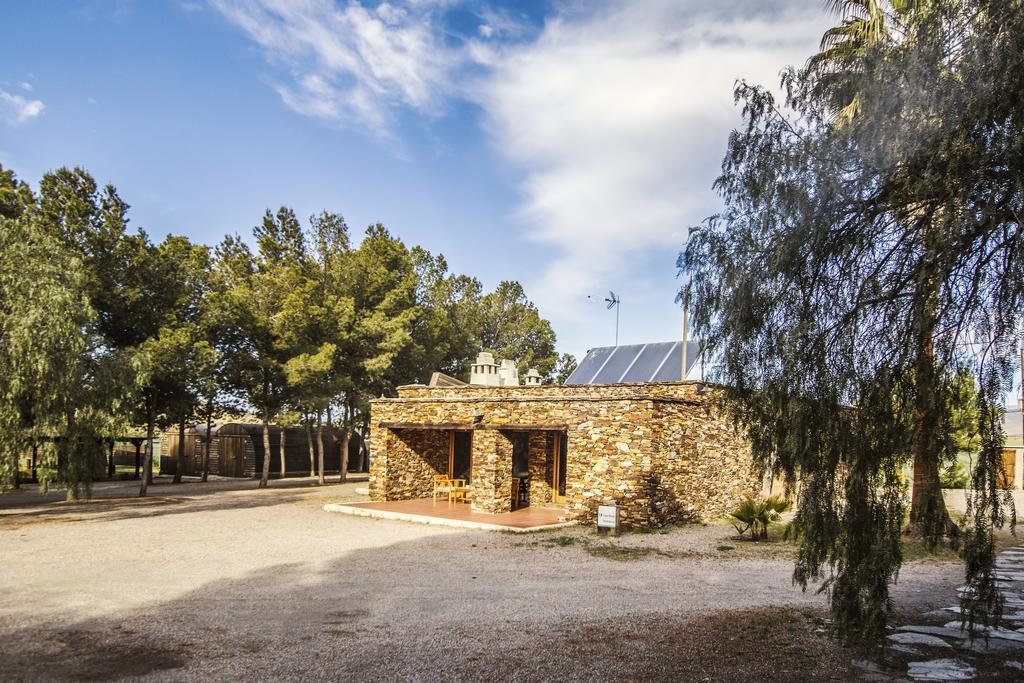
[1, 474, 367, 507]
[0, 479, 365, 528]
[0, 511, 864, 681]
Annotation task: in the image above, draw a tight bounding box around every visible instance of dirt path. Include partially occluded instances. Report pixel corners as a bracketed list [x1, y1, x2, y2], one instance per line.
[0, 483, 963, 681]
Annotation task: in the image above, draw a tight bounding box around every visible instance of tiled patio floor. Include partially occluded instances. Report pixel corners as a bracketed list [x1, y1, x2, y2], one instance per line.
[323, 498, 572, 532]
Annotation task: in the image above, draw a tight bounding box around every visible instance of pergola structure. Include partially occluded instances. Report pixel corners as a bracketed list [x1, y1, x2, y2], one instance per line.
[18, 435, 150, 485]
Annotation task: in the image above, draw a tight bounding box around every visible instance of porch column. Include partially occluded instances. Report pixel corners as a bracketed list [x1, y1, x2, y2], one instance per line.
[471, 430, 515, 514]
[368, 428, 392, 501]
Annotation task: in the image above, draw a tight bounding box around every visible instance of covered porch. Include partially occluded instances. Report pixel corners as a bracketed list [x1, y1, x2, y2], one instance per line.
[371, 422, 570, 515]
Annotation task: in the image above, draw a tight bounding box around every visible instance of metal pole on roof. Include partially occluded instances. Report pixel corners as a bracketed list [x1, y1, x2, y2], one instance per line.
[602, 291, 620, 346]
[616, 298, 620, 346]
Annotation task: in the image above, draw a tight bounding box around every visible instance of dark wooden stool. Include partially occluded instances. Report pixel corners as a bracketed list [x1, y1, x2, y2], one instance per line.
[512, 476, 530, 509]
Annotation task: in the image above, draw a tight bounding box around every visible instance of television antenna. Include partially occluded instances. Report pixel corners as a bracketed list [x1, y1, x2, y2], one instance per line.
[605, 291, 621, 345]
[587, 291, 621, 345]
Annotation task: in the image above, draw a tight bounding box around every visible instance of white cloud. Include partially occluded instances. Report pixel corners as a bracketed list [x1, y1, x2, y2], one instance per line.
[212, 0, 829, 349]
[471, 1, 827, 322]
[210, 0, 457, 137]
[0, 88, 45, 125]
[18, 81, 32, 92]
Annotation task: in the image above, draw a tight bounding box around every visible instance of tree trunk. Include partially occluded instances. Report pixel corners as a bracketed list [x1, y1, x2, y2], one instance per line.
[259, 411, 271, 488]
[906, 228, 954, 539]
[202, 398, 212, 483]
[339, 396, 350, 483]
[278, 424, 287, 480]
[339, 430, 350, 483]
[326, 404, 336, 478]
[359, 413, 370, 472]
[139, 400, 154, 497]
[107, 438, 115, 481]
[305, 413, 316, 478]
[316, 409, 325, 486]
[173, 416, 185, 484]
[362, 413, 374, 473]
[146, 430, 153, 485]
[63, 408, 81, 502]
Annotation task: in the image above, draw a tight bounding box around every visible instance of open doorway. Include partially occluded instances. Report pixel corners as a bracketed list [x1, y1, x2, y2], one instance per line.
[449, 431, 472, 482]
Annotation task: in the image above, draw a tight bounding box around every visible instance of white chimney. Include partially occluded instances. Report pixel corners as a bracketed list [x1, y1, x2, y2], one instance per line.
[470, 352, 501, 386]
[524, 368, 542, 386]
[498, 359, 520, 386]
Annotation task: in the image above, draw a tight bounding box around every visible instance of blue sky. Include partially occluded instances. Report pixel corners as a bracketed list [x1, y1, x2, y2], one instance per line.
[0, 0, 831, 364]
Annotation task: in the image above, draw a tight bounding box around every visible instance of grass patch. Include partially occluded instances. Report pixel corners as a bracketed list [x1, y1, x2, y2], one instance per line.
[562, 607, 855, 680]
[900, 537, 961, 562]
[532, 532, 680, 561]
[584, 544, 662, 561]
[900, 527, 1020, 563]
[540, 535, 579, 547]
[623, 524, 675, 535]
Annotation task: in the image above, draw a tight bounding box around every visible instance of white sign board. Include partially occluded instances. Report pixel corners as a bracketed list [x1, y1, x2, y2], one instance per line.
[597, 505, 619, 529]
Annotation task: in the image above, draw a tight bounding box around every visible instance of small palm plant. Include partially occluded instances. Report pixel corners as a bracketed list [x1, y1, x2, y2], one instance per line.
[729, 495, 792, 540]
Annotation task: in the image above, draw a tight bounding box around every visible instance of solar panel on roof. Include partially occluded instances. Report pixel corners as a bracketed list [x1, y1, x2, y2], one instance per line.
[650, 344, 684, 382]
[564, 345, 615, 384]
[563, 341, 703, 385]
[629, 342, 677, 381]
[591, 345, 639, 383]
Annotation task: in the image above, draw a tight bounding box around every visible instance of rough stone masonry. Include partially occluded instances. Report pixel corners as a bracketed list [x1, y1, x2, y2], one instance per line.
[368, 382, 761, 526]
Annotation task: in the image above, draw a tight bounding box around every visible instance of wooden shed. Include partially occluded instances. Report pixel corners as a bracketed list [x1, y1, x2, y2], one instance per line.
[161, 423, 363, 478]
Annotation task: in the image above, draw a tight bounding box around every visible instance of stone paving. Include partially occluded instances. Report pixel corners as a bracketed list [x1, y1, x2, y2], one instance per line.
[876, 545, 1024, 680]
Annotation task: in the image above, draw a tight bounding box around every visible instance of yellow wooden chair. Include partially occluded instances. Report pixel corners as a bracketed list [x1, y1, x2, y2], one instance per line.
[448, 478, 470, 504]
[433, 475, 453, 502]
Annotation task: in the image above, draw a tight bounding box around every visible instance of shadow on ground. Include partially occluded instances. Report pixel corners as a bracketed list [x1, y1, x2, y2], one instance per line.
[0, 478, 363, 529]
[0, 520, 860, 682]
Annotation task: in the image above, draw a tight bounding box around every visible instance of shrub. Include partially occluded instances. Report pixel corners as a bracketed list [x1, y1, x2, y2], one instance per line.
[730, 495, 792, 540]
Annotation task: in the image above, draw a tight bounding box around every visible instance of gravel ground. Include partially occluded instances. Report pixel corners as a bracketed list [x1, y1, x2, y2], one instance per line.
[0, 478, 964, 681]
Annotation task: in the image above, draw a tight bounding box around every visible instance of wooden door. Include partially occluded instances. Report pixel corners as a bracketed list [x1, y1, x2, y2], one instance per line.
[552, 433, 568, 504]
[999, 449, 1016, 490]
[219, 435, 245, 478]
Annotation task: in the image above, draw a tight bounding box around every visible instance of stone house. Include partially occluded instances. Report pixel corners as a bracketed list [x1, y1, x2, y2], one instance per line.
[368, 347, 762, 527]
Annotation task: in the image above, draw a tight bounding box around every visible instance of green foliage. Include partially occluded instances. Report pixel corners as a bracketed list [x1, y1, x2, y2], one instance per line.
[1, 160, 567, 495]
[681, 0, 1022, 642]
[939, 459, 970, 489]
[0, 164, 136, 497]
[729, 496, 792, 540]
[551, 353, 578, 385]
[477, 280, 559, 379]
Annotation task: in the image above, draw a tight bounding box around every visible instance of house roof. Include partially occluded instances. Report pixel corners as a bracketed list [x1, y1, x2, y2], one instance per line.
[564, 341, 703, 385]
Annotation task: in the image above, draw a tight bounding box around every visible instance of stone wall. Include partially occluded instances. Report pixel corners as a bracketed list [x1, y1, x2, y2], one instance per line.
[527, 432, 553, 505]
[471, 430, 515, 514]
[369, 382, 761, 526]
[368, 428, 448, 501]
